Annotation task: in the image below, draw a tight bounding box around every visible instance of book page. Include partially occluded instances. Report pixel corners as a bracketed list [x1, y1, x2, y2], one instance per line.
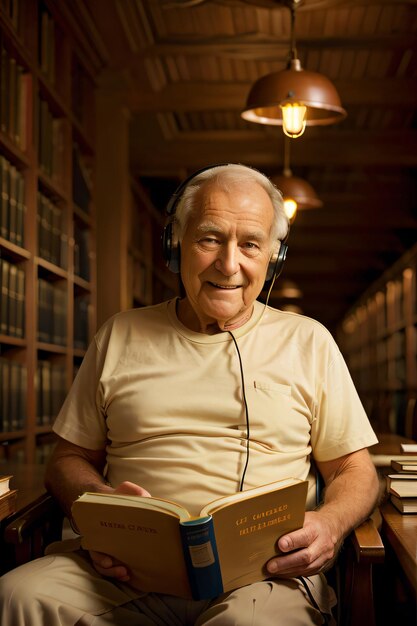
[208, 480, 308, 592]
[78, 492, 191, 520]
[200, 477, 303, 516]
[72, 498, 193, 598]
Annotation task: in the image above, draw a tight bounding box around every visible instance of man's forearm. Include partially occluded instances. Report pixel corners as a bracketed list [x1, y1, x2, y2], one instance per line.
[317, 450, 379, 542]
[45, 439, 111, 518]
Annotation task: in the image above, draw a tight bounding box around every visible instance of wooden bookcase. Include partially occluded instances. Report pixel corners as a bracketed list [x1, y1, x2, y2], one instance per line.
[129, 179, 179, 309]
[0, 1, 97, 463]
[338, 243, 417, 441]
[93, 84, 179, 328]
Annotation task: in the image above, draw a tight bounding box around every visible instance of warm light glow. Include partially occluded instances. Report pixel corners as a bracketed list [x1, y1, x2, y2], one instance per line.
[280, 102, 307, 138]
[284, 197, 297, 220]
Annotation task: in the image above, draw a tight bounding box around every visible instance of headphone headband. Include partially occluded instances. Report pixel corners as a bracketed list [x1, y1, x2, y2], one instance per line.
[165, 164, 230, 216]
[162, 164, 288, 282]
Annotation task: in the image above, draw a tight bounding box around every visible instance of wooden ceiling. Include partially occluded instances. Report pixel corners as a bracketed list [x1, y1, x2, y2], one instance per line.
[78, 0, 417, 334]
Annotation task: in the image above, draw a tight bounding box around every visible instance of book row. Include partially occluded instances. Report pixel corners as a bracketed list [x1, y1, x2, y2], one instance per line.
[0, 1, 19, 33]
[1, 258, 92, 346]
[37, 277, 67, 345]
[0, 155, 25, 246]
[0, 37, 32, 152]
[0, 438, 56, 465]
[341, 267, 417, 352]
[0, 356, 68, 433]
[0, 257, 24, 338]
[387, 457, 417, 514]
[74, 294, 90, 350]
[38, 3, 55, 85]
[74, 222, 90, 281]
[37, 191, 67, 268]
[72, 145, 92, 214]
[37, 191, 92, 279]
[0, 474, 17, 522]
[0, 358, 26, 433]
[36, 359, 66, 427]
[37, 97, 65, 183]
[348, 330, 407, 391]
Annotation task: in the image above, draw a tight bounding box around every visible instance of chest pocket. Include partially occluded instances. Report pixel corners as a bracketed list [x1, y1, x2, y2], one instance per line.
[247, 379, 311, 451]
[253, 381, 291, 395]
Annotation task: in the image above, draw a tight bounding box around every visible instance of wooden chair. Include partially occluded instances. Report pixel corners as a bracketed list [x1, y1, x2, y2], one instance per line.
[2, 493, 64, 573]
[2, 491, 385, 626]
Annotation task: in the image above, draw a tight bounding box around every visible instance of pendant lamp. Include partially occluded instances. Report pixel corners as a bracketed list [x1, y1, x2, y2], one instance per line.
[242, 0, 347, 137]
[271, 138, 322, 222]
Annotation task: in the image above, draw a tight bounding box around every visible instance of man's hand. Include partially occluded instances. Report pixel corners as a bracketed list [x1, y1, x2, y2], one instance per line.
[89, 481, 151, 582]
[266, 449, 379, 578]
[266, 510, 341, 578]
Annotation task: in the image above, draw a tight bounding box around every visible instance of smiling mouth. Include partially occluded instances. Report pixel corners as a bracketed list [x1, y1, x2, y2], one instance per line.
[209, 282, 240, 290]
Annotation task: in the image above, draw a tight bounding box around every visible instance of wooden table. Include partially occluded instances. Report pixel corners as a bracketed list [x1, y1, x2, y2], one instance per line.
[380, 501, 417, 597]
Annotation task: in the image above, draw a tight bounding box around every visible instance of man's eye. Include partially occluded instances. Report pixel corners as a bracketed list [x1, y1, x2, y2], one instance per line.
[243, 242, 259, 250]
[199, 237, 219, 245]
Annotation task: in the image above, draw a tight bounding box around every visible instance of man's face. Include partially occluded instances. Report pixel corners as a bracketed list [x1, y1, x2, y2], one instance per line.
[179, 180, 275, 333]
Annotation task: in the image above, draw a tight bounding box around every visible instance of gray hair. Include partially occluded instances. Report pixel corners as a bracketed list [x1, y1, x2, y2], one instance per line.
[175, 164, 289, 248]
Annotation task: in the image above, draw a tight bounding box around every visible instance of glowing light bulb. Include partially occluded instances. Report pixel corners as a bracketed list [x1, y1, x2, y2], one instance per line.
[280, 103, 307, 138]
[284, 197, 297, 221]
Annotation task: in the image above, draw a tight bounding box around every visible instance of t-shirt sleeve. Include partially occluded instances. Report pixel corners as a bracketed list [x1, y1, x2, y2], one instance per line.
[53, 333, 108, 450]
[310, 346, 378, 461]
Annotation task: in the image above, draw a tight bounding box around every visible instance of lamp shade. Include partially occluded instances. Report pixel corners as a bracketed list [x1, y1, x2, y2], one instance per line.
[242, 59, 346, 127]
[272, 172, 323, 210]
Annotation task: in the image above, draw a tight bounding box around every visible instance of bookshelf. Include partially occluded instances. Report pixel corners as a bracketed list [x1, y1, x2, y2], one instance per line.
[0, 1, 97, 464]
[94, 87, 179, 327]
[338, 242, 417, 442]
[129, 179, 179, 309]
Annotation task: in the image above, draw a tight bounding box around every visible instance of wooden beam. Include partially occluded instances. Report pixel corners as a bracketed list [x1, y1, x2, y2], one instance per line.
[126, 78, 417, 111]
[130, 129, 417, 170]
[121, 33, 417, 62]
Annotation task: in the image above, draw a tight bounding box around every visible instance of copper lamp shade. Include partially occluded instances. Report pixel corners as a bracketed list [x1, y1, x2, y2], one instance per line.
[272, 172, 323, 210]
[242, 59, 347, 127]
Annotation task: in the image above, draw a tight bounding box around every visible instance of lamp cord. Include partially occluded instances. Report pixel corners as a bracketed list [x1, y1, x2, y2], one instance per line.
[289, 1, 297, 60]
[283, 136, 292, 177]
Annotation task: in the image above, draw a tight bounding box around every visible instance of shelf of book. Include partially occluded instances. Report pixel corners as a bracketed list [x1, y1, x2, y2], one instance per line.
[0, 0, 97, 464]
[129, 179, 179, 310]
[338, 242, 417, 442]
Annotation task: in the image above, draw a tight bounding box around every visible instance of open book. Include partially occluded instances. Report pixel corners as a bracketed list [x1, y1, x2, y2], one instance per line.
[71, 477, 308, 600]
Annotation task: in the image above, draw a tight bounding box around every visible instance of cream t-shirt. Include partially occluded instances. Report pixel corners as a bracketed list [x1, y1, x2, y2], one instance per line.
[53, 299, 378, 515]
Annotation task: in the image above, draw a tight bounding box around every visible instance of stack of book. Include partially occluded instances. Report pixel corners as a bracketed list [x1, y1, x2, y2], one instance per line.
[387, 458, 417, 514]
[0, 475, 17, 522]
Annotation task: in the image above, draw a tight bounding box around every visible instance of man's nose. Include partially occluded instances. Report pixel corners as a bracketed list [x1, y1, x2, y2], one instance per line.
[214, 243, 239, 275]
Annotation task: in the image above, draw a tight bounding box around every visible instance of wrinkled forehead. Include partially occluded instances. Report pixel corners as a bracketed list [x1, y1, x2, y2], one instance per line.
[189, 181, 276, 239]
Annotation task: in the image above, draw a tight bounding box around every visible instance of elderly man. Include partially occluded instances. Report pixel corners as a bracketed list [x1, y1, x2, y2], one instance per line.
[0, 164, 379, 625]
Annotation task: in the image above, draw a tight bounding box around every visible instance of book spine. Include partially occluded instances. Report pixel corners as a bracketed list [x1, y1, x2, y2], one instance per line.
[180, 516, 223, 601]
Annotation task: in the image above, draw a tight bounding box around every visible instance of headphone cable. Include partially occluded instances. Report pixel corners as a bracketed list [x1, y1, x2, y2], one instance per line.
[228, 331, 250, 492]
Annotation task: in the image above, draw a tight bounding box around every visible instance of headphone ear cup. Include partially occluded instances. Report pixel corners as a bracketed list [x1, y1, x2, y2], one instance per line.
[266, 242, 288, 282]
[162, 220, 180, 273]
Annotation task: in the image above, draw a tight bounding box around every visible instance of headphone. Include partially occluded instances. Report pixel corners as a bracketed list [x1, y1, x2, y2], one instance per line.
[162, 164, 288, 282]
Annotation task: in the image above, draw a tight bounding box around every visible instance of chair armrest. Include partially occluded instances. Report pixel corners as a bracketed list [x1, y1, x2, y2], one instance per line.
[337, 515, 385, 626]
[3, 492, 64, 568]
[348, 516, 385, 564]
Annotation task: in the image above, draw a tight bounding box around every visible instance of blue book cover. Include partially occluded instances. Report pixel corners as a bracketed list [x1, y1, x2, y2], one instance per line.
[180, 516, 223, 600]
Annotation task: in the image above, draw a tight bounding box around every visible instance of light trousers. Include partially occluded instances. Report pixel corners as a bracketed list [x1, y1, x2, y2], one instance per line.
[0, 545, 336, 626]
